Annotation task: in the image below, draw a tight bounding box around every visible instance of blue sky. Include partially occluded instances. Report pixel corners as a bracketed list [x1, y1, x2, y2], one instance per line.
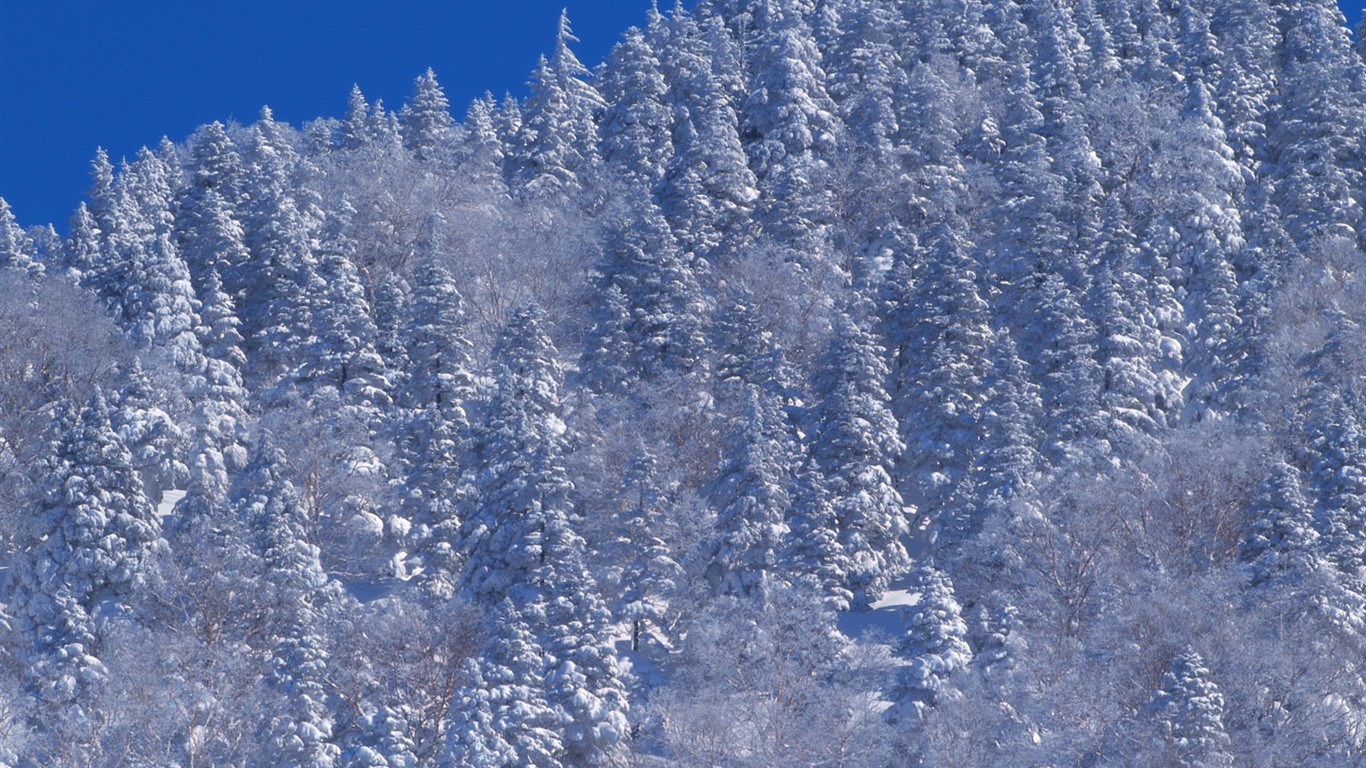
[1, 0, 1363, 231]
[0, 1, 660, 230]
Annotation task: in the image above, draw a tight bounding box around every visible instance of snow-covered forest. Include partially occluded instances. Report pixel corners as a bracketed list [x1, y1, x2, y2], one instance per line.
[2, 0, 1365, 764]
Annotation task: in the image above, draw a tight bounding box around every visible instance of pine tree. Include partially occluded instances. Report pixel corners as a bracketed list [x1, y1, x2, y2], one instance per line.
[656, 9, 757, 263]
[239, 108, 320, 380]
[110, 356, 188, 498]
[742, 0, 843, 262]
[1088, 197, 1165, 446]
[400, 69, 454, 163]
[339, 84, 373, 151]
[1239, 457, 1322, 588]
[606, 450, 684, 651]
[1271, 0, 1366, 253]
[233, 435, 342, 768]
[513, 11, 607, 201]
[10, 393, 167, 741]
[399, 224, 476, 598]
[1300, 329, 1366, 579]
[706, 383, 795, 599]
[0, 198, 44, 279]
[457, 93, 511, 199]
[589, 191, 708, 383]
[458, 305, 630, 767]
[599, 25, 674, 189]
[892, 564, 971, 717]
[805, 315, 910, 608]
[1151, 647, 1233, 768]
[881, 222, 994, 523]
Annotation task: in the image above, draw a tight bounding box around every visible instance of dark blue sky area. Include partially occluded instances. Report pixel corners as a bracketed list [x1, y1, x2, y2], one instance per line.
[0, 0, 660, 230]
[1, 1, 1364, 231]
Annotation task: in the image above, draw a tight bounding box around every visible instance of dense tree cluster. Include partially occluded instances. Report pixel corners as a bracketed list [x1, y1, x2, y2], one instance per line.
[1, 0, 1365, 765]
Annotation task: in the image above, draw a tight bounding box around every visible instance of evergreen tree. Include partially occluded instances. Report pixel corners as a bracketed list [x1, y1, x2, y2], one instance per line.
[110, 356, 188, 498]
[706, 383, 795, 599]
[1088, 197, 1165, 445]
[1239, 457, 1322, 588]
[805, 315, 910, 608]
[881, 222, 994, 523]
[1151, 647, 1234, 768]
[459, 306, 630, 766]
[457, 93, 511, 199]
[239, 108, 320, 380]
[233, 436, 342, 768]
[9, 393, 167, 743]
[399, 225, 476, 598]
[892, 564, 971, 717]
[742, 0, 843, 262]
[294, 213, 391, 410]
[589, 192, 708, 383]
[513, 11, 607, 201]
[1269, 0, 1366, 253]
[598, 25, 674, 190]
[0, 198, 44, 279]
[400, 69, 454, 163]
[339, 84, 374, 151]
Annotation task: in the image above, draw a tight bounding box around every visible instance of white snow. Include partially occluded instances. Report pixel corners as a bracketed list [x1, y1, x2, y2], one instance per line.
[157, 489, 186, 519]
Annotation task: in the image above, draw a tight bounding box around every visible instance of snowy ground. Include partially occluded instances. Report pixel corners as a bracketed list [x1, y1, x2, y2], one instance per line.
[157, 489, 186, 519]
[837, 588, 918, 641]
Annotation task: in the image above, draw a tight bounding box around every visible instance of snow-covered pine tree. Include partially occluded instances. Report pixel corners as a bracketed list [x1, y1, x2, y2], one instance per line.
[239, 108, 320, 381]
[1270, 0, 1366, 254]
[400, 69, 454, 164]
[0, 198, 44, 279]
[656, 9, 758, 264]
[1088, 196, 1165, 447]
[399, 220, 476, 598]
[742, 0, 843, 264]
[1151, 647, 1234, 768]
[598, 24, 674, 190]
[459, 305, 630, 766]
[110, 356, 188, 499]
[1239, 456, 1322, 588]
[513, 11, 607, 202]
[295, 212, 391, 410]
[881, 221, 994, 529]
[891, 564, 971, 719]
[804, 313, 909, 608]
[233, 435, 342, 768]
[9, 392, 167, 750]
[706, 382, 795, 599]
[604, 449, 684, 651]
[588, 189, 708, 384]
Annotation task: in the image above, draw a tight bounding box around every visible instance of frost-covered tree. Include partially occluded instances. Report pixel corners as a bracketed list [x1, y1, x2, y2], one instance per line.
[657, 11, 757, 263]
[400, 69, 454, 163]
[1151, 647, 1233, 768]
[588, 191, 708, 383]
[513, 11, 606, 201]
[891, 564, 971, 719]
[233, 435, 342, 768]
[0, 198, 43, 279]
[399, 223, 476, 598]
[459, 306, 630, 766]
[9, 392, 166, 752]
[882, 222, 994, 522]
[706, 383, 795, 599]
[742, 0, 843, 262]
[599, 25, 673, 189]
[1270, 0, 1366, 253]
[1239, 456, 1322, 588]
[804, 314, 909, 608]
[110, 356, 187, 498]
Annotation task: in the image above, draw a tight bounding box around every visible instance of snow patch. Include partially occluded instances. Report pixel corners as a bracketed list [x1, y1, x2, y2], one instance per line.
[157, 489, 186, 519]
